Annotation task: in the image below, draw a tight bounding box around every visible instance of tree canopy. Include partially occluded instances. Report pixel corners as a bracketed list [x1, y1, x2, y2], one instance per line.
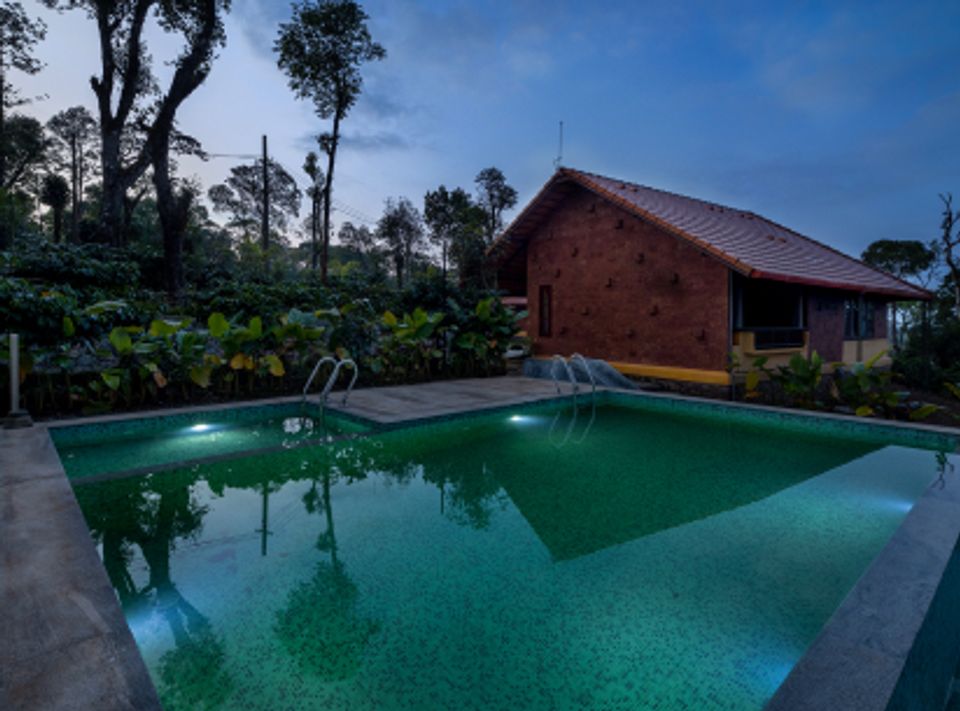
[276, 0, 385, 283]
[209, 158, 302, 241]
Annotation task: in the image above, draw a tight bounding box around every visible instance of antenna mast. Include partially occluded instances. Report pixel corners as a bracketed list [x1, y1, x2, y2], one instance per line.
[553, 120, 564, 170]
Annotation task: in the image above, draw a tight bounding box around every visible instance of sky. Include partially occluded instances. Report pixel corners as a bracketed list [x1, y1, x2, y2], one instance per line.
[19, 0, 960, 258]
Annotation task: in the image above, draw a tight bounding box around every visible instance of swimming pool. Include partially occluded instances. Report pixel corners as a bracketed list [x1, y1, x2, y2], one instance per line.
[60, 395, 958, 710]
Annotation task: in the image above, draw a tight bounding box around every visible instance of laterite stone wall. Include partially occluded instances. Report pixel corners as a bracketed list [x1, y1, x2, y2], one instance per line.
[526, 187, 730, 371]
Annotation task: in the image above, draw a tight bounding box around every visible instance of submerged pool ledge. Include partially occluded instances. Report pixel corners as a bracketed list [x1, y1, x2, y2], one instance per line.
[766, 463, 960, 711]
[0, 425, 161, 710]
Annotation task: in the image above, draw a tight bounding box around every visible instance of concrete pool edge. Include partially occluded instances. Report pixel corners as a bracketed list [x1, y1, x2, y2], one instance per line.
[0, 426, 161, 711]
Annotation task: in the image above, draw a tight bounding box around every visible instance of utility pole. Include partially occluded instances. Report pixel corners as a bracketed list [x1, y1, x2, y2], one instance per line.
[261, 135, 269, 251]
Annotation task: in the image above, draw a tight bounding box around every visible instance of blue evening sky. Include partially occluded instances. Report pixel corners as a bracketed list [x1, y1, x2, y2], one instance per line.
[23, 0, 960, 258]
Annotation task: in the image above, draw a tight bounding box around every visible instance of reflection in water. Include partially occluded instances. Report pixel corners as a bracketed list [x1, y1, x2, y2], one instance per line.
[274, 467, 380, 680]
[78, 474, 233, 710]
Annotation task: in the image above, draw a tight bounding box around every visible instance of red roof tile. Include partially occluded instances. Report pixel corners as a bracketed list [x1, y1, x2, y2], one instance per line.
[492, 168, 931, 300]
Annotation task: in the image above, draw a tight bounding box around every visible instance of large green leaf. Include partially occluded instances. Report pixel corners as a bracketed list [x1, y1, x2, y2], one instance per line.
[189, 366, 212, 388]
[248, 316, 263, 339]
[208, 312, 230, 338]
[149, 318, 187, 338]
[108, 327, 133, 355]
[101, 370, 121, 391]
[62, 315, 75, 337]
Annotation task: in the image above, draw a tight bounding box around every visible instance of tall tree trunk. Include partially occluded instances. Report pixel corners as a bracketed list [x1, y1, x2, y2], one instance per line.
[153, 152, 189, 297]
[321, 111, 341, 284]
[0, 45, 8, 250]
[0, 40, 6, 190]
[70, 133, 79, 243]
[53, 207, 63, 243]
[99, 131, 130, 246]
[311, 190, 319, 270]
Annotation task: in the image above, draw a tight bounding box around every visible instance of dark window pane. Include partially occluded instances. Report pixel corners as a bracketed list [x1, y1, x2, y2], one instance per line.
[539, 285, 552, 337]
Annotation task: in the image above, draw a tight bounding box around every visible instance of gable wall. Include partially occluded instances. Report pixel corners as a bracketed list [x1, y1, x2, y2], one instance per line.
[526, 187, 730, 371]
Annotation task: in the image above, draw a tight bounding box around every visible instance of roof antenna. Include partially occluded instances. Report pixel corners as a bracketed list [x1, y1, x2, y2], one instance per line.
[553, 120, 564, 170]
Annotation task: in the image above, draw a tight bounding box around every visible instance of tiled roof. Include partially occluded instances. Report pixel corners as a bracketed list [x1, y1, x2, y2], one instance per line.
[493, 168, 931, 300]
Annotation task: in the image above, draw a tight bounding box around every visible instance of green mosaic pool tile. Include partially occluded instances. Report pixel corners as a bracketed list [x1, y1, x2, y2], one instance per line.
[71, 402, 958, 710]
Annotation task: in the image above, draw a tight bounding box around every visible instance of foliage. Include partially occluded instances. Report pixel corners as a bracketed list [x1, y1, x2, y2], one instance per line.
[275, 0, 386, 122]
[830, 350, 903, 417]
[1, 114, 46, 191]
[861, 239, 937, 283]
[275, 0, 386, 283]
[208, 158, 302, 244]
[746, 352, 824, 409]
[2, 288, 525, 417]
[376, 196, 424, 289]
[2, 240, 142, 287]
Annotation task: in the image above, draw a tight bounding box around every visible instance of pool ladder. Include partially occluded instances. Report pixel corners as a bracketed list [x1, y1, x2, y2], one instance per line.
[303, 355, 359, 408]
[548, 354, 597, 447]
[549, 353, 597, 402]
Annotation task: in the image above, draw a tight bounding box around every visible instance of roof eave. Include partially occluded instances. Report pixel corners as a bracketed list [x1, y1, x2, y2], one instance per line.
[748, 269, 933, 301]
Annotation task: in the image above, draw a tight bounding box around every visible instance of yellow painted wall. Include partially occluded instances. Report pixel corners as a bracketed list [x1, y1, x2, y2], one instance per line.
[841, 338, 891, 365]
[731, 331, 808, 372]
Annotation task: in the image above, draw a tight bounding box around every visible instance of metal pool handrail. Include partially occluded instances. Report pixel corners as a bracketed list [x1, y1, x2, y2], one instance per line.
[303, 356, 337, 404]
[320, 358, 359, 407]
[550, 354, 579, 398]
[569, 353, 596, 399]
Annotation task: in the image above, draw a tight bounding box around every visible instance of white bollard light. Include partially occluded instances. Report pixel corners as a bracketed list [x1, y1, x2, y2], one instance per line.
[4, 333, 33, 429]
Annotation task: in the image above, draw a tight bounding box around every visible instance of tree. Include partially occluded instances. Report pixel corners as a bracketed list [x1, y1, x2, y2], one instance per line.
[276, 0, 385, 284]
[209, 158, 301, 243]
[338, 220, 375, 253]
[41, 0, 229, 297]
[474, 167, 517, 245]
[1, 114, 44, 191]
[303, 150, 324, 269]
[40, 173, 69, 242]
[861, 239, 939, 346]
[376, 197, 423, 289]
[424, 185, 470, 282]
[47, 106, 99, 242]
[0, 2, 46, 188]
[940, 194, 960, 317]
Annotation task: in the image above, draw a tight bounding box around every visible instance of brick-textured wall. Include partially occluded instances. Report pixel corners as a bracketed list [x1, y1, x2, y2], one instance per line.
[807, 292, 890, 361]
[526, 188, 730, 371]
[807, 291, 845, 361]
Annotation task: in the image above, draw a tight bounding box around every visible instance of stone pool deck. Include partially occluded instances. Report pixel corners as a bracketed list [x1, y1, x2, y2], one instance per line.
[327, 376, 566, 424]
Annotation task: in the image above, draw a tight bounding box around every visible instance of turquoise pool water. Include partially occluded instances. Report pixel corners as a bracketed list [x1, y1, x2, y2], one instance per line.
[52, 403, 367, 479]
[65, 399, 957, 710]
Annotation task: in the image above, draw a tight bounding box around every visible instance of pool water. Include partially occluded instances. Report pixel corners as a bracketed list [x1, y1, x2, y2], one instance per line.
[52, 403, 367, 479]
[66, 400, 955, 710]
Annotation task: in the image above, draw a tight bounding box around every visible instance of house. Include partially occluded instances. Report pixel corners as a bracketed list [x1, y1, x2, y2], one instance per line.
[491, 168, 930, 386]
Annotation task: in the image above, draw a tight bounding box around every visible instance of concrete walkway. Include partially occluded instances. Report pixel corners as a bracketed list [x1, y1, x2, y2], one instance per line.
[0, 426, 160, 711]
[328, 376, 567, 425]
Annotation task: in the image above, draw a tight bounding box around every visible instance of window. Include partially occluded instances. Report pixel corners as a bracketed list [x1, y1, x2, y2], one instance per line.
[538, 285, 552, 337]
[844, 298, 875, 339]
[737, 279, 804, 329]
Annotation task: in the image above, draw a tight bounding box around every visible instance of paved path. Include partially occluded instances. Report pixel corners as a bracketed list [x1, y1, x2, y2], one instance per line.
[0, 426, 160, 711]
[328, 376, 566, 424]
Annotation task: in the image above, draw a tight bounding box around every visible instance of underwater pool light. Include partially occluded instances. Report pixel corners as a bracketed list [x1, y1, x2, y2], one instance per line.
[189, 423, 213, 433]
